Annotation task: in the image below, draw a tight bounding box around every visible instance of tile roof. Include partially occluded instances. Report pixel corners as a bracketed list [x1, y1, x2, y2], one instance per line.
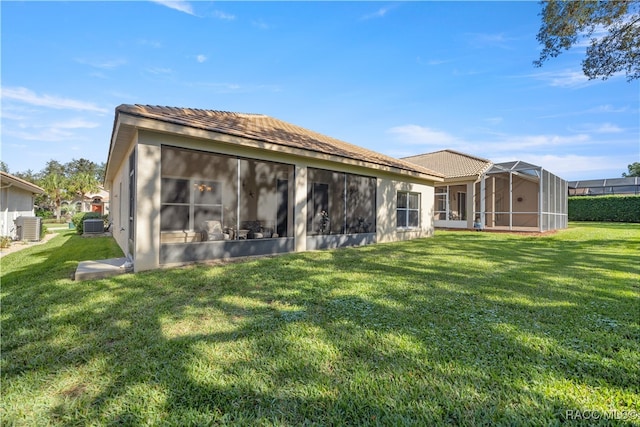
[402, 149, 492, 179]
[116, 104, 443, 179]
[0, 171, 45, 194]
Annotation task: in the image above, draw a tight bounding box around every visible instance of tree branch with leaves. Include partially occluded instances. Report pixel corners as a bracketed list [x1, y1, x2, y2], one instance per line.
[535, 0, 640, 81]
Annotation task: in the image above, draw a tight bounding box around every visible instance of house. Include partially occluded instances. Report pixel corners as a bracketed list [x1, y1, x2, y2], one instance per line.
[0, 171, 45, 239]
[61, 186, 110, 216]
[402, 150, 492, 229]
[568, 177, 640, 196]
[404, 150, 568, 232]
[104, 105, 444, 272]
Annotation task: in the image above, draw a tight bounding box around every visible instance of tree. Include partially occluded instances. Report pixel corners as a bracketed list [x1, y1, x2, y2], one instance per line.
[0, 161, 9, 173]
[41, 173, 67, 221]
[68, 172, 99, 209]
[535, 0, 640, 81]
[622, 161, 640, 177]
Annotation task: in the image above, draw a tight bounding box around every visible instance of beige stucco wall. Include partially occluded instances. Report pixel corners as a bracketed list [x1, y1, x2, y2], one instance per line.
[376, 176, 435, 243]
[106, 134, 136, 261]
[109, 128, 438, 271]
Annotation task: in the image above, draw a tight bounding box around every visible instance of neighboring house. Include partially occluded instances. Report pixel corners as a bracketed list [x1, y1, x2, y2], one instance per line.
[104, 105, 444, 272]
[568, 177, 640, 196]
[61, 186, 110, 216]
[404, 150, 568, 232]
[402, 150, 492, 229]
[0, 171, 45, 239]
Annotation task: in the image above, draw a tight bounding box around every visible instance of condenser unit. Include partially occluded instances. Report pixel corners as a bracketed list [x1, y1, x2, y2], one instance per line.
[83, 219, 105, 234]
[14, 216, 41, 241]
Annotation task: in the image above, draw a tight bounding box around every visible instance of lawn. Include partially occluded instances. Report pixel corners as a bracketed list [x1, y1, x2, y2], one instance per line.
[1, 224, 639, 426]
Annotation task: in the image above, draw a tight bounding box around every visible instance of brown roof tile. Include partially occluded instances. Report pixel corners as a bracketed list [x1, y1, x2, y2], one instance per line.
[116, 104, 443, 179]
[402, 149, 492, 179]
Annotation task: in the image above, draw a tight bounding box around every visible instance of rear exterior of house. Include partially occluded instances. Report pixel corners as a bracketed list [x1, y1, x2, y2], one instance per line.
[403, 150, 492, 229]
[0, 171, 45, 239]
[105, 105, 443, 272]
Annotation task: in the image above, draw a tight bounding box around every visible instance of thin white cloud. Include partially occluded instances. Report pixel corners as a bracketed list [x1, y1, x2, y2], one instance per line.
[388, 124, 594, 154]
[533, 70, 592, 88]
[484, 117, 503, 125]
[361, 4, 397, 20]
[503, 153, 628, 178]
[196, 54, 207, 63]
[466, 32, 516, 49]
[212, 10, 235, 21]
[1, 86, 108, 113]
[388, 125, 460, 146]
[138, 39, 163, 48]
[51, 118, 100, 129]
[252, 19, 271, 30]
[75, 58, 127, 69]
[145, 67, 173, 75]
[151, 0, 195, 16]
[569, 122, 624, 134]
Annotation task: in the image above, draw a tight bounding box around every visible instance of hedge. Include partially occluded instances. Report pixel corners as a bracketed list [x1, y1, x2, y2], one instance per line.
[71, 212, 106, 234]
[568, 195, 640, 223]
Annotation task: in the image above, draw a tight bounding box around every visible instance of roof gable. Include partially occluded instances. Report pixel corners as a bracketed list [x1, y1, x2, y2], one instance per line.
[112, 105, 443, 180]
[402, 149, 492, 179]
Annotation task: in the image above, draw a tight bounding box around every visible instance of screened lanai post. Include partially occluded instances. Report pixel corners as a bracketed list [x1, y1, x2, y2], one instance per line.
[509, 169, 513, 230]
[480, 177, 486, 229]
[539, 169, 544, 232]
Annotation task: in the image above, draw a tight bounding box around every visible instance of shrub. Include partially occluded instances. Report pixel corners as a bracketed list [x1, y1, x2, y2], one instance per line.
[35, 209, 53, 220]
[71, 212, 103, 234]
[40, 224, 48, 240]
[569, 195, 640, 222]
[0, 236, 11, 248]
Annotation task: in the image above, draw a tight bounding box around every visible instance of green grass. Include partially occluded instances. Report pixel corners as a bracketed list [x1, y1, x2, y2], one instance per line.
[2, 224, 639, 426]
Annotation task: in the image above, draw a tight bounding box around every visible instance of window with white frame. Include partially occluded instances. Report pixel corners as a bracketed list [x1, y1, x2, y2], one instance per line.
[397, 191, 420, 228]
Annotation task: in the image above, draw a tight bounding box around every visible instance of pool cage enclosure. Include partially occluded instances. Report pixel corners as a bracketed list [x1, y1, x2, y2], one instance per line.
[475, 161, 568, 232]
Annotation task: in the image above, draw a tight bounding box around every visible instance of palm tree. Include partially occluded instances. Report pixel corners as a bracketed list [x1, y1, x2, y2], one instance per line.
[69, 172, 99, 212]
[41, 173, 67, 221]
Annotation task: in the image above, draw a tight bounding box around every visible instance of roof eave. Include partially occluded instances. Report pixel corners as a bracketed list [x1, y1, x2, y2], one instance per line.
[110, 109, 444, 183]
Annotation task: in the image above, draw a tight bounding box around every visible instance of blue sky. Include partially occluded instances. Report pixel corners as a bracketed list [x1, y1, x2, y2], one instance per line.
[2, 1, 638, 181]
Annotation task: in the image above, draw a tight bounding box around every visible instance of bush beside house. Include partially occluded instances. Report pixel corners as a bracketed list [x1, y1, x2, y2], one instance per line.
[569, 195, 640, 222]
[71, 212, 108, 234]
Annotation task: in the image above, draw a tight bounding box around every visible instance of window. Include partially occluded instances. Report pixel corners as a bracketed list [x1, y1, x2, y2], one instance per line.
[397, 191, 420, 228]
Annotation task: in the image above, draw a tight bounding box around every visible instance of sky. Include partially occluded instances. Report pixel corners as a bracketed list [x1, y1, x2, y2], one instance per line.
[2, 1, 638, 181]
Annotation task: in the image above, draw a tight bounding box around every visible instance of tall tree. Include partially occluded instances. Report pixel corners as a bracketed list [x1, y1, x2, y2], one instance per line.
[0, 161, 9, 173]
[535, 0, 640, 81]
[40, 160, 66, 180]
[622, 162, 640, 177]
[68, 172, 100, 210]
[13, 169, 38, 183]
[41, 173, 67, 221]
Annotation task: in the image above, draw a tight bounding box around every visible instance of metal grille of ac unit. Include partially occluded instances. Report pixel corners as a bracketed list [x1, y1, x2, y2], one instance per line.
[15, 216, 41, 241]
[83, 219, 104, 234]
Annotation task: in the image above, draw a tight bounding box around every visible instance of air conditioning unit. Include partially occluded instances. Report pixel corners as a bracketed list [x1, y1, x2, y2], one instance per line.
[83, 219, 105, 234]
[14, 216, 41, 241]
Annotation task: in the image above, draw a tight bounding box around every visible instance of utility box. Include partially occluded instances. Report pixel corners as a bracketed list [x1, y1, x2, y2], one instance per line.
[14, 216, 41, 241]
[83, 219, 104, 234]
